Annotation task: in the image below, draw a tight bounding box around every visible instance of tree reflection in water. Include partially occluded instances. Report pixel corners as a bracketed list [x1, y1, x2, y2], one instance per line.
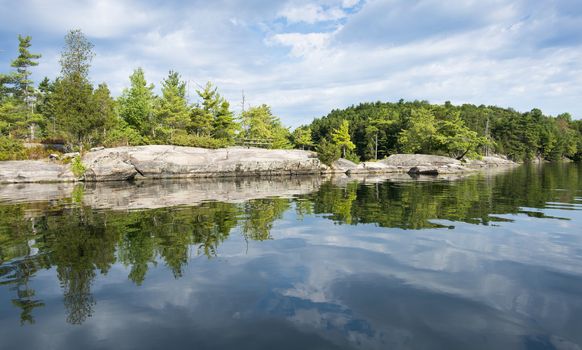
[0, 163, 580, 325]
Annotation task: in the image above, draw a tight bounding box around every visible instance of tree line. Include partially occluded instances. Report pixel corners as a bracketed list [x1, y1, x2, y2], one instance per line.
[308, 100, 582, 163]
[0, 30, 293, 159]
[1, 30, 581, 163]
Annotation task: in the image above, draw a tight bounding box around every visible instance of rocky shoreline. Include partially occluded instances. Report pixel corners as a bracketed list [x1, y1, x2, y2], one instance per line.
[0, 145, 517, 184]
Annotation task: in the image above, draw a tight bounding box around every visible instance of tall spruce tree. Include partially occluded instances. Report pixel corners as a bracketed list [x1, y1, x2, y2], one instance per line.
[118, 68, 156, 137]
[157, 71, 189, 139]
[11, 35, 41, 101]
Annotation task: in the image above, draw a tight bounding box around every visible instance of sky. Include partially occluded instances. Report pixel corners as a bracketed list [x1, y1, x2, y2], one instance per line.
[0, 0, 581, 127]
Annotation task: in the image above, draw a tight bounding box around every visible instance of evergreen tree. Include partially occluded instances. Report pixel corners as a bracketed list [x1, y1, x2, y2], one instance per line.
[331, 120, 355, 158]
[0, 36, 45, 140]
[157, 70, 189, 138]
[398, 108, 438, 154]
[91, 83, 118, 143]
[212, 98, 237, 142]
[10, 35, 41, 101]
[292, 126, 314, 150]
[191, 82, 238, 141]
[241, 105, 291, 149]
[118, 68, 156, 137]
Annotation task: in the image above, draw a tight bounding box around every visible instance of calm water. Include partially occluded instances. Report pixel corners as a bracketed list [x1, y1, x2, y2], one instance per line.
[1, 164, 581, 350]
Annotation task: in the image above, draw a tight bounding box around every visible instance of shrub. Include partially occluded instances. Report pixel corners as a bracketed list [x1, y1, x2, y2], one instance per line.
[316, 138, 341, 166]
[71, 156, 86, 178]
[0, 136, 27, 161]
[170, 133, 231, 149]
[103, 126, 144, 147]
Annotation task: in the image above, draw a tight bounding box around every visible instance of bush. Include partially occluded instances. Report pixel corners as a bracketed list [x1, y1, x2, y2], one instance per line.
[316, 138, 341, 166]
[71, 156, 86, 178]
[103, 126, 144, 147]
[344, 149, 360, 164]
[170, 133, 231, 149]
[0, 136, 27, 161]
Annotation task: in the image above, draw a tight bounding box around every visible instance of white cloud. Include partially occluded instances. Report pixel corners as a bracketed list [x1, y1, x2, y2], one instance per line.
[1, 0, 581, 127]
[279, 3, 346, 24]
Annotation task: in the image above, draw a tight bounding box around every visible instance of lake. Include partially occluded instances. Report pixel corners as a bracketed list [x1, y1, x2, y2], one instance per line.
[1, 164, 581, 350]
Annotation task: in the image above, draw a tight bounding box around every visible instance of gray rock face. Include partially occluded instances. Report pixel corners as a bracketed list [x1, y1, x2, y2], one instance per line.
[348, 161, 399, 174]
[381, 154, 462, 167]
[83, 146, 325, 181]
[83, 149, 137, 181]
[0, 160, 76, 183]
[331, 158, 358, 172]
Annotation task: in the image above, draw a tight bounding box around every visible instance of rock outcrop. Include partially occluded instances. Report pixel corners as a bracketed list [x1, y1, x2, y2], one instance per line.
[0, 147, 518, 184]
[83, 146, 325, 181]
[380, 154, 462, 167]
[465, 156, 518, 167]
[0, 160, 76, 183]
[348, 161, 399, 174]
[330, 158, 359, 173]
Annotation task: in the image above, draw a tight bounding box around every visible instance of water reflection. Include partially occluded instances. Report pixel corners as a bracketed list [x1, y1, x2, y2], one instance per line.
[0, 164, 581, 349]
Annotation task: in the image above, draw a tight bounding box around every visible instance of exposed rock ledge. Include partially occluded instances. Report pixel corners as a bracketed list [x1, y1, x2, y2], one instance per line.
[0, 147, 517, 184]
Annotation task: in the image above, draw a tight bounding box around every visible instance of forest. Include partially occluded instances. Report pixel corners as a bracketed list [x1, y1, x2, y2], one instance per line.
[1, 30, 582, 164]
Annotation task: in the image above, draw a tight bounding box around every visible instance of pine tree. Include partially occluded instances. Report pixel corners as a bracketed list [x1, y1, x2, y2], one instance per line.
[331, 120, 355, 158]
[92, 83, 118, 143]
[11, 35, 41, 101]
[118, 68, 156, 137]
[8, 35, 42, 140]
[242, 105, 291, 149]
[191, 82, 217, 137]
[157, 71, 190, 138]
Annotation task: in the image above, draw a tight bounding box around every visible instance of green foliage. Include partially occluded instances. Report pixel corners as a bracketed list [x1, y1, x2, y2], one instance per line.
[310, 100, 582, 162]
[156, 70, 189, 136]
[292, 126, 314, 150]
[103, 123, 144, 147]
[10, 35, 41, 101]
[191, 82, 238, 143]
[118, 68, 156, 137]
[0, 136, 26, 160]
[241, 105, 292, 149]
[316, 137, 341, 166]
[71, 156, 86, 178]
[398, 108, 438, 154]
[59, 29, 94, 79]
[331, 120, 356, 158]
[170, 132, 230, 149]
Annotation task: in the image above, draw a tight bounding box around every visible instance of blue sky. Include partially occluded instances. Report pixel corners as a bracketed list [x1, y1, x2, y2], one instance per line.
[1, 0, 581, 126]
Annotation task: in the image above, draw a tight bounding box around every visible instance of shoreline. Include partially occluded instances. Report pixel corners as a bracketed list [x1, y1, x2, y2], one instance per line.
[0, 145, 518, 184]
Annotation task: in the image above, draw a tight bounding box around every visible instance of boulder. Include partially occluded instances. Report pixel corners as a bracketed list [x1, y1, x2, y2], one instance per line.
[0, 160, 76, 183]
[408, 166, 440, 175]
[83, 149, 137, 182]
[381, 154, 461, 167]
[331, 158, 358, 173]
